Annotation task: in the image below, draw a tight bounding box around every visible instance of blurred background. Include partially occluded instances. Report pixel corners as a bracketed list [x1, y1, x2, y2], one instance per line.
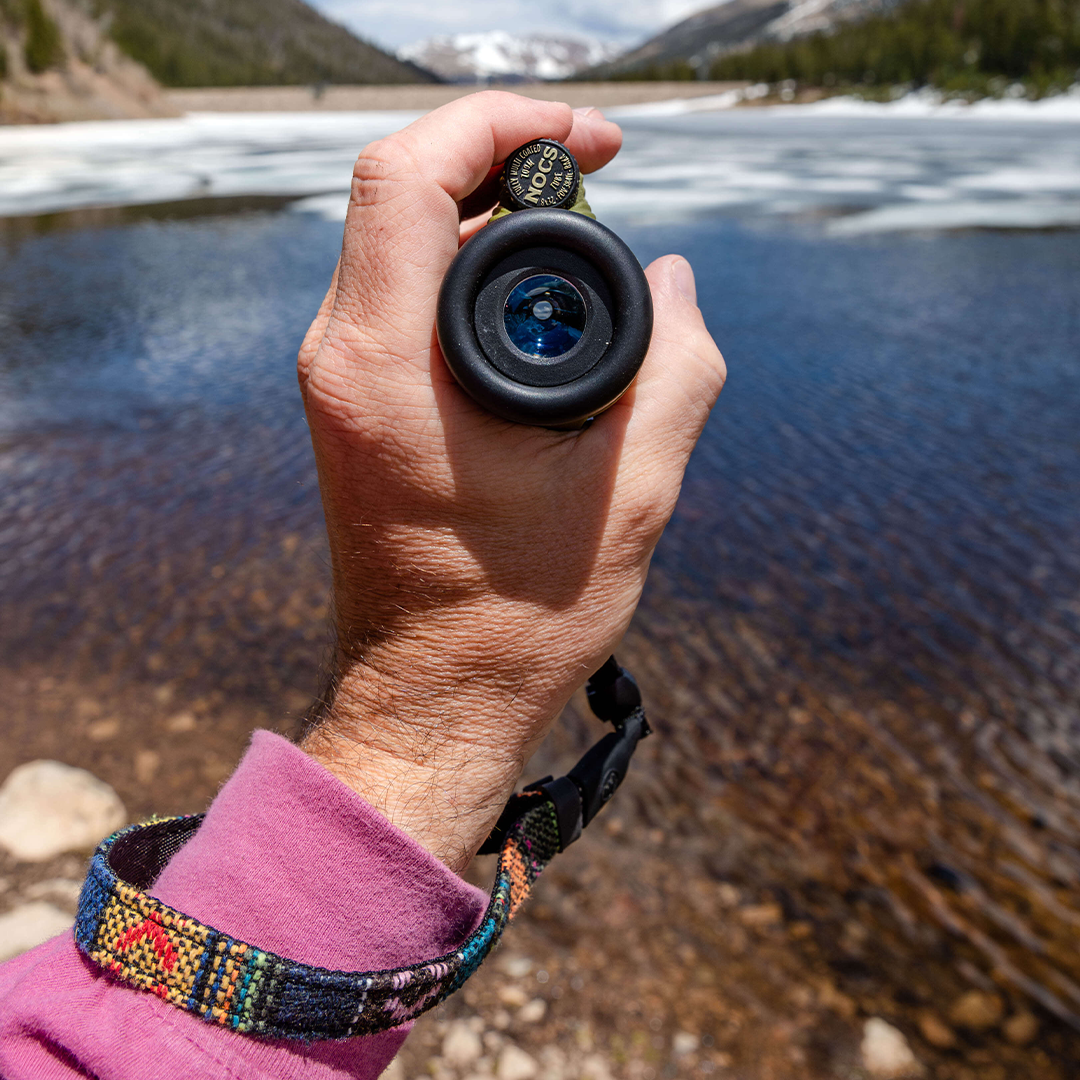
[1, 2, 1079, 1079]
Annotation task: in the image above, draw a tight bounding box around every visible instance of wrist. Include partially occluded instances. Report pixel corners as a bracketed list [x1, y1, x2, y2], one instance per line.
[300, 645, 563, 874]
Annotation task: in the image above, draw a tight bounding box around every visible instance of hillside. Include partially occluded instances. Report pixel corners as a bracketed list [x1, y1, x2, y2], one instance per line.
[90, 0, 435, 87]
[0, 0, 175, 122]
[587, 0, 898, 80]
[710, 0, 1080, 95]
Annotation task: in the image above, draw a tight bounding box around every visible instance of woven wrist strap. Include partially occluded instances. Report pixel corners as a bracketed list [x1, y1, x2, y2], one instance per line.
[74, 658, 649, 1040]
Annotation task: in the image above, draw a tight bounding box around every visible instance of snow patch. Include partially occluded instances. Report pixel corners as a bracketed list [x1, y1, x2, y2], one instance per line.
[1, 93, 1077, 236]
[399, 31, 620, 83]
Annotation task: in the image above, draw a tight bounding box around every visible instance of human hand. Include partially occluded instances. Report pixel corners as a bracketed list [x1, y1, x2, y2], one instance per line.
[297, 92, 725, 872]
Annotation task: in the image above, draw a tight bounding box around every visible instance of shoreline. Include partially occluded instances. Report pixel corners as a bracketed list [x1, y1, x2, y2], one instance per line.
[161, 81, 751, 114]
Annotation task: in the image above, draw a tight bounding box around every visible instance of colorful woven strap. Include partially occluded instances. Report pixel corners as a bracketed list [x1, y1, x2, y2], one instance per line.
[75, 800, 560, 1039]
[74, 658, 649, 1040]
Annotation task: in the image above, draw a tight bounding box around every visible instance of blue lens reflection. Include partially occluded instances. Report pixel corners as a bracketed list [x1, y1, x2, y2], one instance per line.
[503, 274, 586, 359]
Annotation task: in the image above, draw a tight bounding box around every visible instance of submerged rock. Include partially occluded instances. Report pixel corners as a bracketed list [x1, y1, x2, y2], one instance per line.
[0, 760, 126, 861]
[916, 1011, 956, 1049]
[1003, 1011, 1039, 1046]
[949, 990, 1004, 1031]
[861, 1018, 922, 1078]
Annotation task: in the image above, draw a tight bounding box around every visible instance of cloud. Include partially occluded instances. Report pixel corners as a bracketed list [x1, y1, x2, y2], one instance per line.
[309, 0, 721, 49]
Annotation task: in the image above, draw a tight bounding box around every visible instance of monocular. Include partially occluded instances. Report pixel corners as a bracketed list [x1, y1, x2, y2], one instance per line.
[437, 138, 653, 428]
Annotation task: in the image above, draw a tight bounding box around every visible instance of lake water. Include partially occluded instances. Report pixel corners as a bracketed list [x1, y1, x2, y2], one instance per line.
[1, 101, 1078, 1075]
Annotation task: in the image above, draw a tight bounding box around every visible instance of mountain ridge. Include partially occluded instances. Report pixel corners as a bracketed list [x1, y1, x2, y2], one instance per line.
[588, 0, 899, 78]
[399, 31, 620, 84]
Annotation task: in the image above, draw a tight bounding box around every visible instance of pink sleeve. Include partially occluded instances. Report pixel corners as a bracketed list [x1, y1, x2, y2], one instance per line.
[0, 731, 488, 1080]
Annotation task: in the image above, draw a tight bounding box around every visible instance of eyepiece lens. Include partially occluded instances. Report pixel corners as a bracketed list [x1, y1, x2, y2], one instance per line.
[503, 274, 586, 359]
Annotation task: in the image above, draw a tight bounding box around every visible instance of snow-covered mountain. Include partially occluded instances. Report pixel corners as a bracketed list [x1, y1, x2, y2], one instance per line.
[587, 0, 902, 78]
[399, 31, 621, 84]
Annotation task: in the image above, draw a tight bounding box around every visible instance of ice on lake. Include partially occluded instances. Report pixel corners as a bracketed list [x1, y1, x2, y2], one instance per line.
[0, 90, 1078, 234]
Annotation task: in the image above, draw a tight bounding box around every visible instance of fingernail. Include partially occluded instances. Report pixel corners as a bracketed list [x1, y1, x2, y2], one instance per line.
[673, 258, 697, 304]
[573, 106, 604, 120]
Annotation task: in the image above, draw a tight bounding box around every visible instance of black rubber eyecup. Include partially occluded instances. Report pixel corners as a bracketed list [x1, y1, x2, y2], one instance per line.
[436, 209, 653, 428]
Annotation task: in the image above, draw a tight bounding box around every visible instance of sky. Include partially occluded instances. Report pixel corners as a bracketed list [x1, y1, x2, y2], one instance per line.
[307, 0, 719, 52]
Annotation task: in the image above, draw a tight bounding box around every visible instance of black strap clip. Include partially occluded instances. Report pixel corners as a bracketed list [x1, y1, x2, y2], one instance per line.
[479, 657, 651, 855]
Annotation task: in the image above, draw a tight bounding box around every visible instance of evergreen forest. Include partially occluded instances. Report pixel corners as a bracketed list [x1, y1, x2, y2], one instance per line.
[90, 0, 431, 86]
[710, 0, 1080, 96]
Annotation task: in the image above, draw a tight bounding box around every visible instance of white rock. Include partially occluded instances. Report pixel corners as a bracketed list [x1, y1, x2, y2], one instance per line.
[0, 761, 126, 861]
[0, 902, 73, 961]
[497, 1044, 538, 1080]
[381, 1057, 405, 1080]
[537, 1045, 567, 1079]
[24, 878, 83, 910]
[580, 1055, 614, 1080]
[672, 1031, 700, 1056]
[498, 954, 534, 979]
[518, 998, 547, 1024]
[442, 1021, 483, 1066]
[498, 984, 529, 1008]
[861, 1018, 922, 1078]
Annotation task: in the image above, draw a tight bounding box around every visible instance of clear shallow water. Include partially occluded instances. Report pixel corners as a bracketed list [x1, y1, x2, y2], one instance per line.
[1, 111, 1079, 1060]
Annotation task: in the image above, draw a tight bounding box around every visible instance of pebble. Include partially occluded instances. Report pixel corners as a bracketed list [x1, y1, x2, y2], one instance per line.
[917, 1011, 956, 1049]
[0, 761, 126, 861]
[165, 711, 197, 734]
[441, 1021, 483, 1066]
[738, 903, 783, 928]
[517, 998, 547, 1024]
[86, 718, 121, 742]
[496, 1044, 538, 1080]
[949, 990, 1004, 1031]
[716, 883, 740, 907]
[861, 1018, 922, 1078]
[537, 1046, 567, 1077]
[134, 749, 161, 785]
[672, 1031, 700, 1056]
[497, 955, 533, 979]
[0, 902, 73, 962]
[1003, 1011, 1039, 1046]
[23, 878, 83, 910]
[580, 1054, 614, 1080]
[499, 984, 529, 1008]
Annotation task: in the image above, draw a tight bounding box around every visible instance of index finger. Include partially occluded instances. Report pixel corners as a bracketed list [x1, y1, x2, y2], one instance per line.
[458, 105, 622, 224]
[331, 92, 580, 359]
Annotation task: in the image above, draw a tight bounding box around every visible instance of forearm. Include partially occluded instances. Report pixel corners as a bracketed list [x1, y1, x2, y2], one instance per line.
[0, 732, 488, 1079]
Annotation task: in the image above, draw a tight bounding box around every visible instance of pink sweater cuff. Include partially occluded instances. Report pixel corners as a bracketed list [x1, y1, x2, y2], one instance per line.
[151, 730, 487, 971]
[0, 731, 488, 1080]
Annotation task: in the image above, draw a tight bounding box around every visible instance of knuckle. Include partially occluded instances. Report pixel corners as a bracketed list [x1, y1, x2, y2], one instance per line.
[352, 137, 416, 183]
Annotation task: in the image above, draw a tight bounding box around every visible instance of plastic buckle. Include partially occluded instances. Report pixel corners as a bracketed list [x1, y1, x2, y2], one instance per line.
[478, 657, 651, 856]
